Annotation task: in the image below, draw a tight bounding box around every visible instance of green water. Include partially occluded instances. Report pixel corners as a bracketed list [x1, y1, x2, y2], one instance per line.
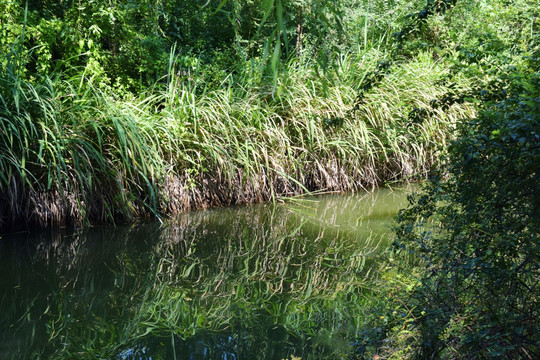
[0, 187, 411, 360]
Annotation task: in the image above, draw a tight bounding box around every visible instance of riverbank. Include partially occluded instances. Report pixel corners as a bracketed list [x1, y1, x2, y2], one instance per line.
[0, 50, 473, 232]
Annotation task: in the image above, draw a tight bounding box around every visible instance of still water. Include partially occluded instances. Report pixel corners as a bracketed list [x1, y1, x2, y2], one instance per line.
[0, 187, 411, 359]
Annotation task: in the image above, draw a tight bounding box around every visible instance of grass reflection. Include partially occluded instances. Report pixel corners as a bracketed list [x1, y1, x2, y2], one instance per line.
[0, 188, 410, 359]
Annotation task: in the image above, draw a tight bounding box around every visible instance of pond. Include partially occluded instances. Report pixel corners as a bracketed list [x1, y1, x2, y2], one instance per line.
[0, 186, 411, 360]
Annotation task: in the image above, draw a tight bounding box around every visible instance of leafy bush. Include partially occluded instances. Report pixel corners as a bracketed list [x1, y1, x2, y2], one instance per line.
[393, 55, 539, 358]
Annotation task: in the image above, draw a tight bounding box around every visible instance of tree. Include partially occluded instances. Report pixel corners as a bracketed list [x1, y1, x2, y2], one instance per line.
[395, 55, 540, 358]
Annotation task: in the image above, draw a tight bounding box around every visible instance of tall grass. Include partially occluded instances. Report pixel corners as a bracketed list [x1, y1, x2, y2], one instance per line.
[0, 39, 474, 231]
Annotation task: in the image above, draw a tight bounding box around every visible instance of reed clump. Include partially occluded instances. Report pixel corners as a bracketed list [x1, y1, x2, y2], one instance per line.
[0, 46, 474, 231]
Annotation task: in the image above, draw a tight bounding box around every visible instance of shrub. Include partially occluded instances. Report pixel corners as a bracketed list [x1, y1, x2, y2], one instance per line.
[394, 56, 539, 358]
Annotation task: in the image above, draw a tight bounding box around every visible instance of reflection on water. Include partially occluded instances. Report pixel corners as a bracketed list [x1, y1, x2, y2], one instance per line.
[0, 187, 411, 359]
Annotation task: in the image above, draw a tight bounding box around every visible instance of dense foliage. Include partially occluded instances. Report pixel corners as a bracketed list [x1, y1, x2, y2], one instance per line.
[1, 0, 472, 230]
[354, 1, 539, 358]
[0, 0, 354, 90]
[394, 62, 539, 358]
[0, 0, 538, 358]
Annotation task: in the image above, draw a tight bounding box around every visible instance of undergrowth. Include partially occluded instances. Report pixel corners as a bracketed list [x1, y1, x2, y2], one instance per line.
[0, 42, 472, 231]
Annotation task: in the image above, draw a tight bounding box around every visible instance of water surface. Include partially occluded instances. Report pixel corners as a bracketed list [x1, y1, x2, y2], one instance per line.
[0, 187, 410, 359]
